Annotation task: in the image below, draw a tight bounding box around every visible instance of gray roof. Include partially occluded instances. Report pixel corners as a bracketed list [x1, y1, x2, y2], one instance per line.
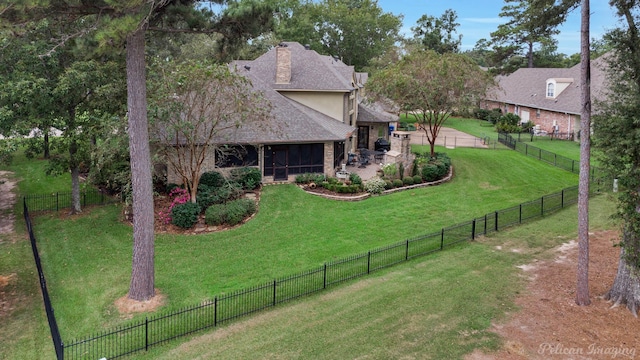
[236, 42, 356, 91]
[217, 68, 356, 144]
[487, 55, 610, 115]
[358, 103, 396, 123]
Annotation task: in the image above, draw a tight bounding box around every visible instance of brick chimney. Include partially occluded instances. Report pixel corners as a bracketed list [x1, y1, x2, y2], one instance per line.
[275, 45, 291, 84]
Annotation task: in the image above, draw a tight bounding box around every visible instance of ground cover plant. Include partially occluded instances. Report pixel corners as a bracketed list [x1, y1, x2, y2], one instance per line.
[20, 146, 581, 343]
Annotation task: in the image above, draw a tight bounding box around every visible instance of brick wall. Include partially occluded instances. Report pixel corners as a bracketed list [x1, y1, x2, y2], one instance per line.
[483, 100, 580, 138]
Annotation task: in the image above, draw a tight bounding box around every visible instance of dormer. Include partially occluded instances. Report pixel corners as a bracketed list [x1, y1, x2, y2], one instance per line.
[545, 78, 574, 99]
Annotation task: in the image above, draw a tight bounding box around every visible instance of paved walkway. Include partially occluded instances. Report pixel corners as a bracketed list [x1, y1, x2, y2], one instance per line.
[348, 128, 484, 181]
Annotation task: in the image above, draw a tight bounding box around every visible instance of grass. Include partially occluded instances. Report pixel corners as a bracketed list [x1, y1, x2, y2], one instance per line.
[1, 143, 599, 359]
[28, 147, 580, 341]
[134, 194, 618, 360]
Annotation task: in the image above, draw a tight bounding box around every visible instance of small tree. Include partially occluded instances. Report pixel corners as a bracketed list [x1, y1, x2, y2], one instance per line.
[149, 61, 271, 203]
[367, 50, 494, 157]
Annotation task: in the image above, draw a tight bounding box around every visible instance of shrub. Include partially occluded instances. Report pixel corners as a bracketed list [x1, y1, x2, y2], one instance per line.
[225, 198, 256, 225]
[159, 187, 190, 224]
[230, 167, 262, 190]
[171, 202, 201, 229]
[421, 164, 440, 182]
[392, 179, 404, 188]
[473, 108, 490, 120]
[413, 174, 423, 184]
[204, 198, 256, 226]
[403, 177, 414, 185]
[364, 177, 387, 194]
[384, 180, 393, 189]
[295, 173, 326, 184]
[200, 171, 225, 188]
[349, 172, 362, 185]
[486, 108, 502, 124]
[381, 163, 397, 179]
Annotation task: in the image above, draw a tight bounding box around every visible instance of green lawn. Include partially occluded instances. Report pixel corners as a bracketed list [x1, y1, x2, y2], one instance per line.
[135, 194, 618, 360]
[1, 144, 600, 359]
[28, 147, 580, 341]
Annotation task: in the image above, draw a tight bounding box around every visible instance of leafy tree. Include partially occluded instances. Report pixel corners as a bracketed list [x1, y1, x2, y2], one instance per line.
[489, 0, 578, 69]
[149, 61, 271, 203]
[411, 9, 462, 54]
[1, 0, 274, 301]
[592, 0, 640, 315]
[367, 50, 495, 157]
[274, 0, 402, 71]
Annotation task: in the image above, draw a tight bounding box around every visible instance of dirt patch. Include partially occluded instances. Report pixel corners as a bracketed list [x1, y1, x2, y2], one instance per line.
[0, 273, 18, 318]
[115, 290, 166, 318]
[0, 171, 17, 241]
[467, 230, 640, 360]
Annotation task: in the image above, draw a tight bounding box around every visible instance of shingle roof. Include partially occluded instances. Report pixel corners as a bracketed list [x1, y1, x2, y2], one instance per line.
[216, 68, 356, 144]
[358, 103, 396, 123]
[487, 55, 610, 115]
[237, 42, 356, 91]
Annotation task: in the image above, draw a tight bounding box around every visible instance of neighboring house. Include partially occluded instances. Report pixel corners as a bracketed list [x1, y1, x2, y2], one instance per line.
[483, 55, 609, 140]
[165, 41, 396, 184]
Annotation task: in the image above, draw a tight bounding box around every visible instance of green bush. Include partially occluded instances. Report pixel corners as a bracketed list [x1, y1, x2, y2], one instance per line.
[349, 173, 362, 185]
[384, 180, 393, 189]
[421, 164, 440, 182]
[197, 182, 243, 209]
[486, 108, 502, 124]
[171, 202, 201, 229]
[392, 179, 404, 188]
[204, 203, 226, 225]
[403, 177, 414, 185]
[230, 167, 262, 190]
[473, 108, 490, 120]
[200, 171, 225, 188]
[204, 198, 257, 226]
[295, 173, 326, 184]
[413, 174, 423, 184]
[364, 177, 386, 194]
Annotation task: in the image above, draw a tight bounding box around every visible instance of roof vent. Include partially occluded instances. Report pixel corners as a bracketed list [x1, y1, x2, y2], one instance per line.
[332, 55, 340, 61]
[244, 65, 251, 71]
[304, 44, 311, 50]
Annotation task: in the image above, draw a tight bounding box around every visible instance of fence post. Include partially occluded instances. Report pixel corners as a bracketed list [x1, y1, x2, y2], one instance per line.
[323, 263, 327, 289]
[367, 252, 371, 274]
[214, 297, 218, 327]
[440, 228, 444, 249]
[272, 280, 277, 306]
[484, 214, 487, 235]
[56, 192, 59, 212]
[495, 211, 499, 232]
[471, 219, 476, 240]
[561, 189, 565, 208]
[519, 204, 522, 223]
[145, 317, 149, 351]
[554, 153, 557, 166]
[405, 240, 409, 260]
[541, 196, 545, 216]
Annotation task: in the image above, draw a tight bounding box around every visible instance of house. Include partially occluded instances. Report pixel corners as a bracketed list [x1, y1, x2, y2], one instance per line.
[165, 42, 397, 184]
[482, 55, 609, 139]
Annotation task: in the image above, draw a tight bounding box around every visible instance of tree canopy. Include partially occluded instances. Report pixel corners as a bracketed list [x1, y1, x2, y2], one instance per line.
[367, 50, 494, 157]
[411, 9, 462, 54]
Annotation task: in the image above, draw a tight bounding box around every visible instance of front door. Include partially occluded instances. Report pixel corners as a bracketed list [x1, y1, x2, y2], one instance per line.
[357, 126, 369, 149]
[273, 147, 288, 181]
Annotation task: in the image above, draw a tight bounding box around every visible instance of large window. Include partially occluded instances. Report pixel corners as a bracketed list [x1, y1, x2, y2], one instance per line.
[264, 143, 324, 179]
[218, 145, 258, 168]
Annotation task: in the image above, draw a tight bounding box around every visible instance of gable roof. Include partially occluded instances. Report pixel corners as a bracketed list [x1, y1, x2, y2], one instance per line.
[219, 67, 356, 144]
[487, 55, 610, 115]
[236, 42, 356, 92]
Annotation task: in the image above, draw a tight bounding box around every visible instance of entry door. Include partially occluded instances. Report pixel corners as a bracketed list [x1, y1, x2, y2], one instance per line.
[357, 126, 369, 149]
[273, 147, 288, 181]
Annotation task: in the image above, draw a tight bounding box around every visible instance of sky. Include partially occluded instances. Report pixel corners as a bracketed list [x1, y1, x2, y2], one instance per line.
[376, 0, 621, 55]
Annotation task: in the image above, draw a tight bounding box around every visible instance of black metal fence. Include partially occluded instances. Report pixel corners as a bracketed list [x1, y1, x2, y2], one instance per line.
[43, 184, 584, 360]
[498, 132, 605, 181]
[23, 189, 117, 212]
[24, 199, 64, 359]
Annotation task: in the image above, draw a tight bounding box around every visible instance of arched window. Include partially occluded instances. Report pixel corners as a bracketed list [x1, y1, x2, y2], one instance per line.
[547, 82, 555, 97]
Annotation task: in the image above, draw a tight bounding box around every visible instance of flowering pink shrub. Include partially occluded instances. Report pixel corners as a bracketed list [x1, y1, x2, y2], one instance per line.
[159, 187, 190, 224]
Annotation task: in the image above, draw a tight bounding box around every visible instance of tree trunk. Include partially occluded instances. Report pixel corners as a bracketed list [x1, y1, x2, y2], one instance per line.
[126, 27, 155, 301]
[43, 132, 50, 159]
[576, 0, 591, 306]
[527, 41, 534, 68]
[69, 139, 82, 215]
[605, 245, 640, 317]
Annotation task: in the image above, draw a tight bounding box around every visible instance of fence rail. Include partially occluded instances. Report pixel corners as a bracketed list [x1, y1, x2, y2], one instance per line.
[23, 189, 117, 212]
[498, 132, 606, 182]
[23, 184, 587, 360]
